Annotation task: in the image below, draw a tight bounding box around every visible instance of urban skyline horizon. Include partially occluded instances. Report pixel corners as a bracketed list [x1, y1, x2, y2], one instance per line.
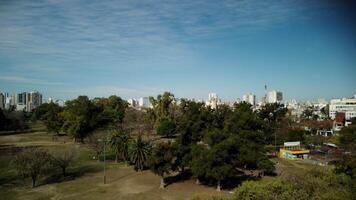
[1, 1, 355, 102]
[1, 87, 355, 103]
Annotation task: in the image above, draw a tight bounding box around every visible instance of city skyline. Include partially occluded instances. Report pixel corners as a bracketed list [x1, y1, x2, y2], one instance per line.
[1, 0, 356, 101]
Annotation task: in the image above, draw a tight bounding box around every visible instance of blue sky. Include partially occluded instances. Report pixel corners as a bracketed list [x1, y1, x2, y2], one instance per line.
[0, 0, 355, 101]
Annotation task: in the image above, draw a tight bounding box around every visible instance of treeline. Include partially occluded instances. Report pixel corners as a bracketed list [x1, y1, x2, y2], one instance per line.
[31, 92, 290, 189]
[0, 108, 29, 131]
[32, 95, 128, 141]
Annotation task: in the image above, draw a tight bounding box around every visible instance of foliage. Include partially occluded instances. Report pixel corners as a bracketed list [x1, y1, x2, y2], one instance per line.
[233, 178, 308, 200]
[0, 109, 28, 131]
[42, 103, 64, 135]
[233, 167, 354, 200]
[149, 142, 175, 188]
[156, 119, 176, 138]
[62, 96, 103, 142]
[129, 135, 151, 171]
[87, 132, 105, 160]
[12, 148, 52, 187]
[147, 92, 175, 128]
[94, 95, 128, 128]
[110, 129, 131, 163]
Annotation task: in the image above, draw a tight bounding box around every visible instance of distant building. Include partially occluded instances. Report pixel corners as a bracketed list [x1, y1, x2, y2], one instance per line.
[138, 97, 151, 108]
[279, 141, 309, 160]
[242, 93, 256, 106]
[16, 92, 27, 105]
[206, 93, 220, 109]
[267, 90, 283, 103]
[329, 97, 356, 121]
[0, 92, 5, 109]
[26, 91, 42, 112]
[127, 98, 138, 107]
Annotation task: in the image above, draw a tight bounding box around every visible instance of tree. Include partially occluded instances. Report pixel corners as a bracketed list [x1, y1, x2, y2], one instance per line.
[87, 132, 105, 161]
[110, 129, 131, 163]
[156, 119, 176, 138]
[337, 125, 356, 180]
[301, 107, 314, 120]
[62, 96, 102, 142]
[51, 147, 76, 176]
[149, 142, 175, 188]
[12, 148, 52, 187]
[42, 102, 64, 135]
[95, 95, 128, 128]
[129, 135, 151, 171]
[147, 92, 175, 129]
[233, 178, 308, 200]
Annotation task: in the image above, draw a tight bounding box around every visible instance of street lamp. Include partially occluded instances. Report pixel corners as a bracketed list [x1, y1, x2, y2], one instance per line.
[98, 138, 107, 184]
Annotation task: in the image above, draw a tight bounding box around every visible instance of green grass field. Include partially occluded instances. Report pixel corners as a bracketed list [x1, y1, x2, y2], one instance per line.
[0, 129, 229, 200]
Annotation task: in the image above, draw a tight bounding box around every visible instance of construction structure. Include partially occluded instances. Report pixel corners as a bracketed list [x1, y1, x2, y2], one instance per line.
[279, 141, 310, 160]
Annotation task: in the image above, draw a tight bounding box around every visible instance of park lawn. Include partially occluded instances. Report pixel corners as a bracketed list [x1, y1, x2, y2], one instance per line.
[0, 131, 229, 200]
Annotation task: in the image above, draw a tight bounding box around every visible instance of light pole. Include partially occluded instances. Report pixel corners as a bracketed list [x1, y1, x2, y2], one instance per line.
[98, 138, 107, 184]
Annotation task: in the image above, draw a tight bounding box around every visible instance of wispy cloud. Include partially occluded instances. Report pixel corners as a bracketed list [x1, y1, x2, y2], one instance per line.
[0, 75, 64, 85]
[0, 0, 317, 71]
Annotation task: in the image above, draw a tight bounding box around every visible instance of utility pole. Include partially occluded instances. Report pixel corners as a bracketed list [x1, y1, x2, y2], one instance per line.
[98, 138, 107, 184]
[104, 139, 106, 184]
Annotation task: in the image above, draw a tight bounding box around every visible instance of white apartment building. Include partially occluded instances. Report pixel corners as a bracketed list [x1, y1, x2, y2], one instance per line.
[206, 93, 220, 109]
[267, 90, 283, 103]
[138, 97, 151, 108]
[127, 98, 138, 107]
[329, 97, 356, 120]
[242, 93, 256, 106]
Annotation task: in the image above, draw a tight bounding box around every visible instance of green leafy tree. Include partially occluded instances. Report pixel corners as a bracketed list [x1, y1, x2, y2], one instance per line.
[156, 119, 176, 138]
[129, 135, 151, 171]
[43, 102, 64, 135]
[233, 178, 309, 200]
[62, 96, 102, 142]
[147, 92, 175, 129]
[12, 148, 52, 187]
[110, 129, 131, 163]
[149, 142, 175, 188]
[191, 144, 209, 184]
[94, 95, 128, 128]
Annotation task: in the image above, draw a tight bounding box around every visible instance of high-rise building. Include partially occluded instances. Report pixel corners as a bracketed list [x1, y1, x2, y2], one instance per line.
[329, 97, 356, 121]
[138, 97, 151, 108]
[267, 90, 283, 103]
[16, 92, 27, 105]
[206, 93, 220, 109]
[127, 98, 138, 108]
[0, 92, 5, 109]
[26, 91, 42, 112]
[242, 93, 256, 106]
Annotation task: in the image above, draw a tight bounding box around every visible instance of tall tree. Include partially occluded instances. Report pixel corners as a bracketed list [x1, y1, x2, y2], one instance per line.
[62, 96, 102, 142]
[129, 135, 151, 171]
[149, 142, 175, 188]
[110, 129, 131, 163]
[95, 95, 128, 128]
[156, 119, 176, 138]
[43, 102, 64, 135]
[147, 92, 175, 128]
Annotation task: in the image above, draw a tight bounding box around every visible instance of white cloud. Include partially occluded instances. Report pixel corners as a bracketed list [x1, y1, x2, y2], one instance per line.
[0, 75, 64, 85]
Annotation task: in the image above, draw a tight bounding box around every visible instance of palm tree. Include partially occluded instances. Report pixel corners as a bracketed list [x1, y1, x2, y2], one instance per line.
[110, 130, 131, 163]
[129, 135, 151, 171]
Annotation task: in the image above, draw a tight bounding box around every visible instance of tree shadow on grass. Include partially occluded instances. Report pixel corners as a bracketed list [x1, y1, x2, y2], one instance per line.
[164, 170, 193, 187]
[41, 165, 102, 186]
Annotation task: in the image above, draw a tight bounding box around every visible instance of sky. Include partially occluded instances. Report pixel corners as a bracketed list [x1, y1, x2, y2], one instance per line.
[0, 0, 355, 101]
